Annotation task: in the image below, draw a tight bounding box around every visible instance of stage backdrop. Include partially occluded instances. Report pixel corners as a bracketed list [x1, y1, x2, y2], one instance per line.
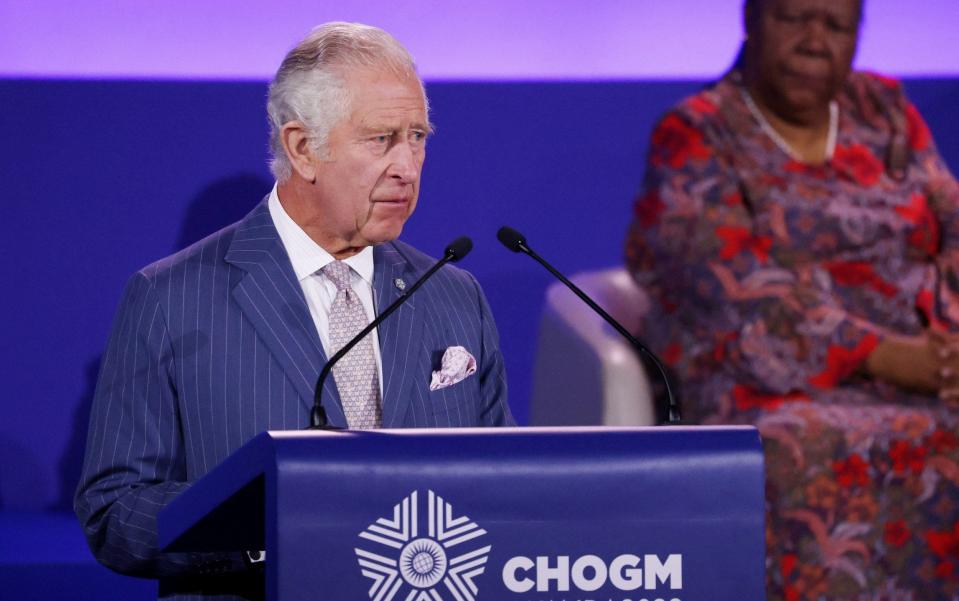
[1, 77, 957, 513]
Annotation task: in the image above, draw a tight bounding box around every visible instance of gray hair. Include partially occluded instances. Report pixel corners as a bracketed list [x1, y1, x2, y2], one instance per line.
[266, 22, 427, 182]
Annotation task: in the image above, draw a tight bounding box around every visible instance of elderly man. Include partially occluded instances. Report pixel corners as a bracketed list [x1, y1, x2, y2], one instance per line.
[75, 22, 513, 599]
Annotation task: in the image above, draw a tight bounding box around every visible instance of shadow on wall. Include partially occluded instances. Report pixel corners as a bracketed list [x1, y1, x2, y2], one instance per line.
[49, 173, 271, 512]
[176, 172, 273, 251]
[0, 437, 48, 511]
[50, 356, 101, 512]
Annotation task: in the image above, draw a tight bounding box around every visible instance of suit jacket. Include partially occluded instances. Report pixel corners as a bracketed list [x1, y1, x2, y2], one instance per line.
[75, 200, 513, 598]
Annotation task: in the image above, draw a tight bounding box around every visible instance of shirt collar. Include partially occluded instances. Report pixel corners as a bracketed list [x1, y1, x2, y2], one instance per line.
[268, 184, 375, 285]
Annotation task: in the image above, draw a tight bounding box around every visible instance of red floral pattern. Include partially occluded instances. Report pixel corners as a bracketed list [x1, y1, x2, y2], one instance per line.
[633, 189, 664, 228]
[823, 261, 898, 298]
[809, 333, 879, 389]
[784, 159, 827, 179]
[832, 143, 884, 186]
[884, 520, 911, 548]
[832, 453, 870, 488]
[732, 384, 809, 411]
[926, 522, 959, 579]
[649, 113, 712, 169]
[895, 192, 940, 257]
[715, 225, 773, 263]
[688, 94, 718, 115]
[662, 341, 682, 366]
[929, 429, 959, 453]
[722, 190, 744, 206]
[626, 70, 959, 600]
[889, 439, 928, 475]
[915, 289, 949, 331]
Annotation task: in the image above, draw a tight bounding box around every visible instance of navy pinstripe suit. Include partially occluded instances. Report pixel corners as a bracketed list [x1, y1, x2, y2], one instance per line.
[75, 199, 514, 599]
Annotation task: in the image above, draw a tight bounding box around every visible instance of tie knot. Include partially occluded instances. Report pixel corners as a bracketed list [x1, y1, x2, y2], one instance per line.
[322, 261, 353, 292]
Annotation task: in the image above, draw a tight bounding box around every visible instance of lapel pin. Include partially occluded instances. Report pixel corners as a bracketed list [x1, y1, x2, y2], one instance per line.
[394, 278, 406, 291]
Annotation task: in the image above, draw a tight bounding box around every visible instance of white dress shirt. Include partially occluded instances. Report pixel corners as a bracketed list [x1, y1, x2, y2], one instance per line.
[268, 185, 384, 395]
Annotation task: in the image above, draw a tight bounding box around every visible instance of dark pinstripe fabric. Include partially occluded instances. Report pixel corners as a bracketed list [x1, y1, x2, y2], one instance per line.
[74, 199, 514, 600]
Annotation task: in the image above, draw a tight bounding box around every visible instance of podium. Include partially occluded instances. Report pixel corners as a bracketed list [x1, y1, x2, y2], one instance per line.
[159, 426, 765, 601]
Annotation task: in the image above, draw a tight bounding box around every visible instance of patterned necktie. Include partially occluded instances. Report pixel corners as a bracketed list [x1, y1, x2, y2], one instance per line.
[322, 261, 382, 429]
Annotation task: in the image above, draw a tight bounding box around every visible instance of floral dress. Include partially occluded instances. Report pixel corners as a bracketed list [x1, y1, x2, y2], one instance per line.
[626, 70, 959, 600]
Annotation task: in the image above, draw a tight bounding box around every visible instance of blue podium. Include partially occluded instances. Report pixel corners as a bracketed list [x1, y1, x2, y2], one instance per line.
[159, 426, 765, 601]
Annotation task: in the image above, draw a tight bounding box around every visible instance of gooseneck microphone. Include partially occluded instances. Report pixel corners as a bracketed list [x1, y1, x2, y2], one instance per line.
[309, 237, 474, 429]
[496, 226, 681, 424]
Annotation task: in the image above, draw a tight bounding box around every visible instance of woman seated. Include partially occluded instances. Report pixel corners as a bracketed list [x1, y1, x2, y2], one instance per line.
[625, 0, 959, 598]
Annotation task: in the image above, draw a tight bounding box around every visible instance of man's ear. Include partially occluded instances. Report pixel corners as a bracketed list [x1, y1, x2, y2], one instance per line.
[280, 121, 318, 182]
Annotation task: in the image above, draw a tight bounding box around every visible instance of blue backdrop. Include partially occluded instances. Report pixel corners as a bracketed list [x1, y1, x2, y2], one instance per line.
[2, 78, 957, 520]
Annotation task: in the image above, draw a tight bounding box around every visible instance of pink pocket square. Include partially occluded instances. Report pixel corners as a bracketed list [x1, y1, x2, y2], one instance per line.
[430, 346, 477, 391]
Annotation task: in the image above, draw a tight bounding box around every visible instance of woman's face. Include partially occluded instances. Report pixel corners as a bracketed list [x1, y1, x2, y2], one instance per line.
[745, 0, 861, 121]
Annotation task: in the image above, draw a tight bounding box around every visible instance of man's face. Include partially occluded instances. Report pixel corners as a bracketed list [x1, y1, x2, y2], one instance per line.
[748, 0, 860, 118]
[309, 67, 429, 253]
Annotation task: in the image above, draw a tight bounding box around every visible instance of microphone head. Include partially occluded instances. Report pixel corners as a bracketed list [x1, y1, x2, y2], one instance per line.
[496, 226, 527, 253]
[445, 236, 473, 262]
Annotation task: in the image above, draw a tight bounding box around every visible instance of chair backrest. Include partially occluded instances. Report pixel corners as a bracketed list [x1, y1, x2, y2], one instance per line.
[529, 267, 656, 426]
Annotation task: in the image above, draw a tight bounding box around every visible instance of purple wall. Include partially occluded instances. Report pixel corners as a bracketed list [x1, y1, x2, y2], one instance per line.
[1, 0, 958, 80]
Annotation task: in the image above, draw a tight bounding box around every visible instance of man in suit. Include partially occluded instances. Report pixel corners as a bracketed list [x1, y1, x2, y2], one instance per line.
[75, 22, 514, 599]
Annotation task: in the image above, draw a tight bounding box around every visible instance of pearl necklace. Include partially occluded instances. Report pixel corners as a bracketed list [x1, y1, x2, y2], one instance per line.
[741, 88, 838, 162]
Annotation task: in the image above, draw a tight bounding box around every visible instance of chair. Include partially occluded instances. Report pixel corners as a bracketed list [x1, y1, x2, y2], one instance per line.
[529, 267, 657, 426]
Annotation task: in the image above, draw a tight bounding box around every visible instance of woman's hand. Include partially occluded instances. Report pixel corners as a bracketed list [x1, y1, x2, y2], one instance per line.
[930, 330, 959, 403]
[865, 331, 959, 403]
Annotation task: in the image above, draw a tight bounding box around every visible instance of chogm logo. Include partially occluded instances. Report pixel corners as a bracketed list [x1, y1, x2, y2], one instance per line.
[355, 490, 492, 601]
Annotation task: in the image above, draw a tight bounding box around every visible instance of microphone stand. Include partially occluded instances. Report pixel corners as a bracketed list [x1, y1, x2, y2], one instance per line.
[498, 227, 681, 424]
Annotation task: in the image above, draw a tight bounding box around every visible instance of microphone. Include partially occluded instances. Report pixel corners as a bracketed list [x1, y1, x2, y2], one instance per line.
[496, 226, 681, 424]
[309, 236, 474, 429]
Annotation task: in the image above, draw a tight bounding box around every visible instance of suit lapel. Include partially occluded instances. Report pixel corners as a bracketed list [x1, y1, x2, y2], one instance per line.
[224, 200, 347, 427]
[374, 243, 425, 427]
